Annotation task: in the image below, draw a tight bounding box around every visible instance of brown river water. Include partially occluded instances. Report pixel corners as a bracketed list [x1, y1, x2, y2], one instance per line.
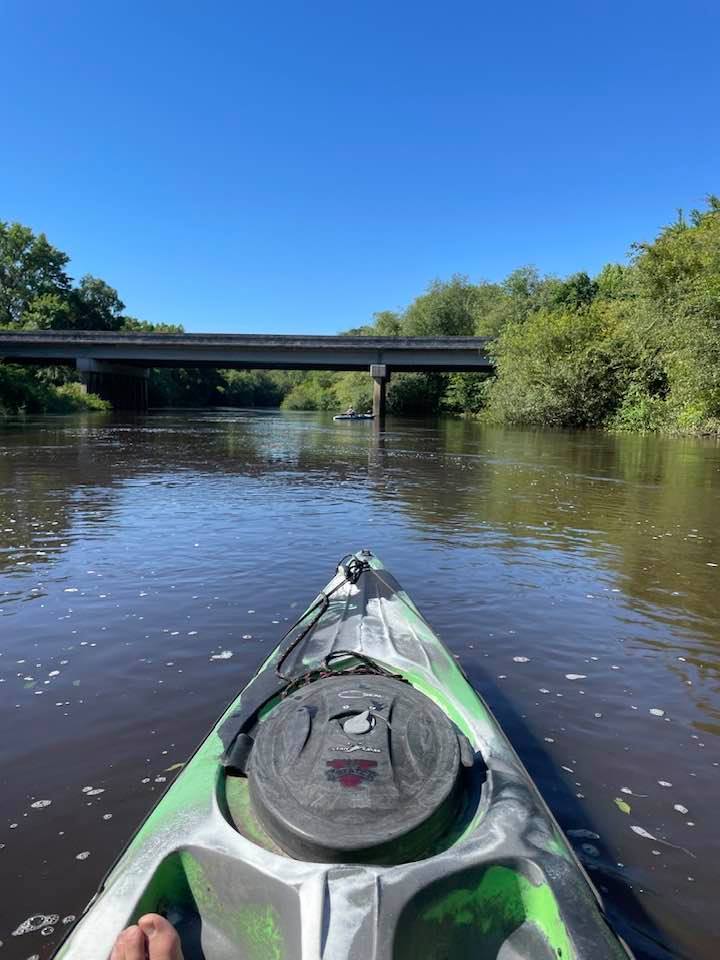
[1, 410, 719, 960]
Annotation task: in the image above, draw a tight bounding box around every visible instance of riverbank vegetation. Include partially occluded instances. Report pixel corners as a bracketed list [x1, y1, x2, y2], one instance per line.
[0, 221, 178, 414]
[485, 198, 720, 434]
[2, 198, 719, 432]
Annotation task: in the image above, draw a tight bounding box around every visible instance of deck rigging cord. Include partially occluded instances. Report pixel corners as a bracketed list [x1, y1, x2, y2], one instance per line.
[275, 553, 404, 691]
[274, 553, 368, 681]
[281, 649, 406, 698]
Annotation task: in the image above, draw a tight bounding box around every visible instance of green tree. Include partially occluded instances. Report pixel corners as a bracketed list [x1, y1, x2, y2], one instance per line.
[626, 196, 720, 429]
[121, 317, 184, 334]
[443, 373, 488, 414]
[388, 373, 447, 415]
[595, 263, 632, 300]
[280, 371, 341, 411]
[551, 272, 598, 310]
[500, 266, 559, 322]
[0, 221, 71, 327]
[372, 310, 403, 336]
[217, 370, 287, 407]
[21, 292, 73, 330]
[469, 282, 511, 336]
[344, 311, 403, 337]
[334, 371, 373, 411]
[463, 268, 561, 333]
[67, 275, 126, 330]
[402, 276, 482, 337]
[483, 304, 631, 428]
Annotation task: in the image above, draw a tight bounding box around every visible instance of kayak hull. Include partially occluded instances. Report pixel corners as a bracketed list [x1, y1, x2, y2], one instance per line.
[332, 414, 375, 420]
[54, 553, 633, 960]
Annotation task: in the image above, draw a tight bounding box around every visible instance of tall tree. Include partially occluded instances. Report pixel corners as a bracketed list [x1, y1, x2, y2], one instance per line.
[0, 221, 71, 327]
[67, 275, 126, 330]
[551, 272, 598, 310]
[372, 310, 403, 336]
[402, 276, 483, 337]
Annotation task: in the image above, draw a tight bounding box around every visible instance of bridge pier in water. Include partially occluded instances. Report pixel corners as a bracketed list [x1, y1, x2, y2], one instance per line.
[371, 363, 389, 426]
[76, 358, 149, 411]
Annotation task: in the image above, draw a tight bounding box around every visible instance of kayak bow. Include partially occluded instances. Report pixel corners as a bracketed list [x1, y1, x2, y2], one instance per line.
[55, 551, 633, 960]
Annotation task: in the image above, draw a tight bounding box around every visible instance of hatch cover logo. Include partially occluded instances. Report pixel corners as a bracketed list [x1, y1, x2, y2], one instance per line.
[333, 743, 381, 754]
[325, 759, 377, 788]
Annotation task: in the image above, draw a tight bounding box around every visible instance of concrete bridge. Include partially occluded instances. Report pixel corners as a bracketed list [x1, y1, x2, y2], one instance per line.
[0, 331, 493, 421]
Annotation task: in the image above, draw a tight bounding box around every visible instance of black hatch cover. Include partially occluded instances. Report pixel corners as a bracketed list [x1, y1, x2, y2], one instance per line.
[247, 675, 464, 863]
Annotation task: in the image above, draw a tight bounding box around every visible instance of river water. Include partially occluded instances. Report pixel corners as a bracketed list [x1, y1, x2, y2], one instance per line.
[0, 410, 718, 959]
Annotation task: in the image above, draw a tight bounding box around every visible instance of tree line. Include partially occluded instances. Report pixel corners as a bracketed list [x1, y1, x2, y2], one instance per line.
[0, 221, 181, 413]
[2, 197, 719, 432]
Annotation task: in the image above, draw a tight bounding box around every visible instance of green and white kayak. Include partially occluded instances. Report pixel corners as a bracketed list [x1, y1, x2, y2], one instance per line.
[55, 551, 633, 960]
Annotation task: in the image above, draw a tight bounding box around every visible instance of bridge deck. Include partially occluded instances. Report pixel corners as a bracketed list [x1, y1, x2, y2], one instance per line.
[0, 331, 493, 373]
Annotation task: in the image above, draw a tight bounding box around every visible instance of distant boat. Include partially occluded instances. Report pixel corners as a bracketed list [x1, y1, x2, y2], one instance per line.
[333, 413, 375, 421]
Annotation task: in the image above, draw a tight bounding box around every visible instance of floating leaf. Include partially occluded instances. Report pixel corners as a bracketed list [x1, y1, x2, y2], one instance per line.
[630, 825, 695, 857]
[163, 762, 185, 773]
[620, 786, 648, 797]
[614, 798, 631, 814]
[631, 825, 656, 840]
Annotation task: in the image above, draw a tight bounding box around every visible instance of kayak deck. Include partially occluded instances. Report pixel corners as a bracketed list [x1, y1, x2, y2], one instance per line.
[54, 552, 632, 960]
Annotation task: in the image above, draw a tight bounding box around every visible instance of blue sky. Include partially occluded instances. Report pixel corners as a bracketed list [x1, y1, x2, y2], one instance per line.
[2, 1, 718, 333]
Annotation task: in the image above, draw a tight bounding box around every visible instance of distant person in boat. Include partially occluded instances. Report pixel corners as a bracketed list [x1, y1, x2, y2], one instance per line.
[110, 914, 183, 960]
[344, 406, 357, 416]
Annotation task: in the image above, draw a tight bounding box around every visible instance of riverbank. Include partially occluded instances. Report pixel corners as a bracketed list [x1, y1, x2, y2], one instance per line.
[0, 366, 110, 414]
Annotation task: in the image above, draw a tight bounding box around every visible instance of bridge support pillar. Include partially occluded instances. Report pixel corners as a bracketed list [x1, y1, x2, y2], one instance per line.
[370, 363, 389, 426]
[76, 358, 149, 411]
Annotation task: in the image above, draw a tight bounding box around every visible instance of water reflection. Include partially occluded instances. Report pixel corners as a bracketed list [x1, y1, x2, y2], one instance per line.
[0, 410, 718, 959]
